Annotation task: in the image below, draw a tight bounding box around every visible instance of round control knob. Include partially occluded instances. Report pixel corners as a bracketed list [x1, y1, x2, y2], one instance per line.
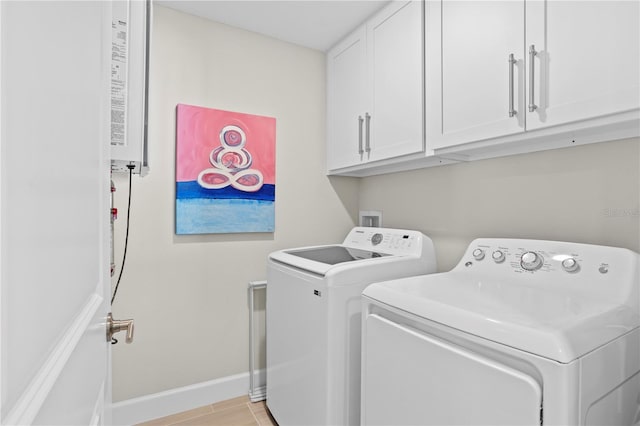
[371, 233, 383, 246]
[492, 250, 506, 263]
[472, 248, 485, 261]
[520, 251, 543, 271]
[561, 257, 579, 273]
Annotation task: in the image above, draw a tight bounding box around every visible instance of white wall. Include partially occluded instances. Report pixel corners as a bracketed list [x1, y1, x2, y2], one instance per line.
[359, 138, 640, 272]
[110, 6, 359, 402]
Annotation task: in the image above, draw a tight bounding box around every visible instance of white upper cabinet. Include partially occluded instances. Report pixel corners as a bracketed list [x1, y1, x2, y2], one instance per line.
[327, 27, 368, 170]
[426, 0, 640, 152]
[426, 1, 525, 149]
[367, 1, 424, 162]
[327, 1, 424, 173]
[525, 0, 639, 131]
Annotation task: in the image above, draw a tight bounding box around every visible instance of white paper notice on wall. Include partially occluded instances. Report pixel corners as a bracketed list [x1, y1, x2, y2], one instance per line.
[110, 0, 150, 176]
[111, 2, 128, 147]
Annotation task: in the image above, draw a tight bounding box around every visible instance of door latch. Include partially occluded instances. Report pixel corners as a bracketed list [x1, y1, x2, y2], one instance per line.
[107, 313, 134, 344]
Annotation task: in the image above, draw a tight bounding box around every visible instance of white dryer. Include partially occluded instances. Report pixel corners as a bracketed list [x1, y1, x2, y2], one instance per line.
[362, 238, 640, 425]
[266, 227, 437, 426]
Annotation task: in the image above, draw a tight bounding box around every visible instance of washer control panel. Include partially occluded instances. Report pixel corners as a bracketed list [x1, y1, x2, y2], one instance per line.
[343, 227, 429, 256]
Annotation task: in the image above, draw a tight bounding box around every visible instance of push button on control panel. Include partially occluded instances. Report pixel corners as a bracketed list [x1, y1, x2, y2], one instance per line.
[561, 257, 580, 273]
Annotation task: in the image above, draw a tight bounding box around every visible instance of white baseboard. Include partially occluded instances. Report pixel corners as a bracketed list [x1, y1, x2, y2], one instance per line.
[112, 369, 266, 425]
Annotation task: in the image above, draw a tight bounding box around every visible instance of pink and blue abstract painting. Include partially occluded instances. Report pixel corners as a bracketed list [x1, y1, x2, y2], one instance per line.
[175, 104, 276, 234]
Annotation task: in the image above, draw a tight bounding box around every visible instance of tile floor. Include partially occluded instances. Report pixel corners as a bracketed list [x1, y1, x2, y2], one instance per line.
[137, 395, 278, 426]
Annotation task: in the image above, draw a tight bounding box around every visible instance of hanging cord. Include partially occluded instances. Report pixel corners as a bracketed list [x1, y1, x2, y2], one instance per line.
[111, 164, 135, 305]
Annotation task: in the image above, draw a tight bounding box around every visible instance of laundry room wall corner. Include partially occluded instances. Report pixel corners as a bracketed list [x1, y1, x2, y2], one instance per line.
[110, 5, 358, 408]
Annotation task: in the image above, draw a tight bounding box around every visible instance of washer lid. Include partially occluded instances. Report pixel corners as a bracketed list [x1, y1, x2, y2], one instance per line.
[270, 245, 390, 275]
[363, 272, 640, 363]
[286, 246, 389, 264]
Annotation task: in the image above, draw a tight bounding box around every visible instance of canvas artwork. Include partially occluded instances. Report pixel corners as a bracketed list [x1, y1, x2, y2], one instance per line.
[175, 104, 276, 234]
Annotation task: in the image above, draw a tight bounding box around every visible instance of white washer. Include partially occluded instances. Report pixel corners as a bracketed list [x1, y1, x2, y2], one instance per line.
[362, 238, 640, 425]
[266, 227, 437, 426]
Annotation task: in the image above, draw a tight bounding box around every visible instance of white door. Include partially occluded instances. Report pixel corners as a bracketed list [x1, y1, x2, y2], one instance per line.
[362, 314, 542, 425]
[525, 0, 640, 130]
[368, 1, 423, 162]
[327, 26, 368, 171]
[426, 0, 525, 150]
[1, 2, 112, 425]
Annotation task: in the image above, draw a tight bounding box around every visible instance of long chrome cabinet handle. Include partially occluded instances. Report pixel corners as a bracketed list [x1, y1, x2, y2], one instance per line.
[508, 53, 517, 117]
[358, 115, 364, 155]
[528, 44, 538, 112]
[365, 113, 371, 153]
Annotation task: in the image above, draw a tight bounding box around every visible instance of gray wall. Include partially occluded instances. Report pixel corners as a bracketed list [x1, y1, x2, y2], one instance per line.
[359, 138, 640, 271]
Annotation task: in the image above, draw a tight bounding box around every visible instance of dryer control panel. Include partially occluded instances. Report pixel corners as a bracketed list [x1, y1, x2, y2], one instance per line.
[458, 238, 639, 307]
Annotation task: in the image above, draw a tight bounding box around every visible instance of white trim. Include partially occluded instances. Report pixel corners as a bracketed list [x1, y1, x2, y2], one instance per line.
[4, 294, 103, 425]
[112, 369, 266, 426]
[0, 1, 5, 421]
[90, 383, 105, 426]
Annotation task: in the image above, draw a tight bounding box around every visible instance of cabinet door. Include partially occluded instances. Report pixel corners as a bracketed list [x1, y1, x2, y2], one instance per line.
[426, 0, 525, 150]
[526, 0, 640, 130]
[368, 1, 424, 161]
[327, 27, 367, 171]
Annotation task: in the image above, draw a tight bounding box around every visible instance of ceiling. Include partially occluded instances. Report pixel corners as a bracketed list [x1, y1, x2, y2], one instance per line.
[155, 0, 390, 52]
